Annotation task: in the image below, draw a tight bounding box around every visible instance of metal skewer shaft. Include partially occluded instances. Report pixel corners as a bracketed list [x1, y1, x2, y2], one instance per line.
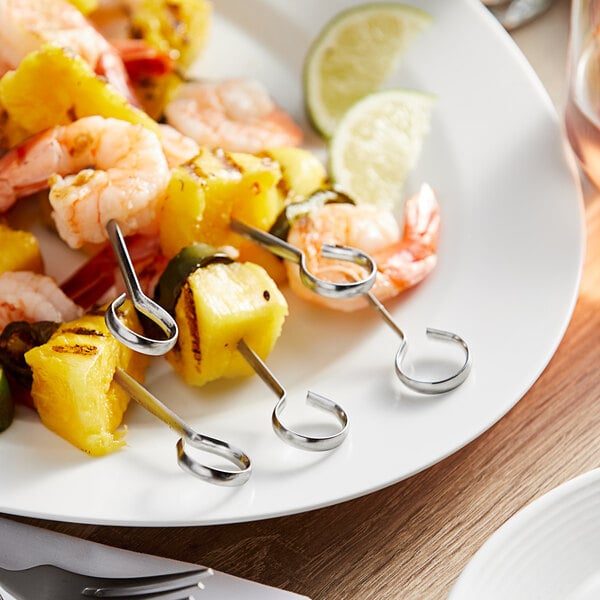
[236, 339, 349, 451]
[105, 220, 178, 356]
[113, 368, 252, 485]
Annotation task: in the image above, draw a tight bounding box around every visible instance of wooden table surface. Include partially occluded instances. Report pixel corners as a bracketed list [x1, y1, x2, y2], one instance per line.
[6, 2, 600, 598]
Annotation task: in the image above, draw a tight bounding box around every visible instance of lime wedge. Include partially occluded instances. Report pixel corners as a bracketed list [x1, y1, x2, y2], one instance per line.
[329, 88, 435, 209]
[0, 366, 14, 433]
[303, 2, 432, 138]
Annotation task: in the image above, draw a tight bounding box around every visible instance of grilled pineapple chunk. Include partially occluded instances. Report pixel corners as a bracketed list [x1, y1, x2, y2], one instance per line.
[0, 223, 44, 275]
[131, 71, 183, 121]
[168, 261, 288, 387]
[259, 147, 327, 203]
[0, 44, 157, 145]
[24, 303, 148, 456]
[159, 148, 283, 258]
[128, 0, 212, 70]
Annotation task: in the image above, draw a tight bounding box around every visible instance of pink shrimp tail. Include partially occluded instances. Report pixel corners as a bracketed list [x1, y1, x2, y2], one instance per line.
[111, 38, 176, 80]
[376, 184, 440, 261]
[373, 183, 440, 292]
[96, 48, 141, 107]
[402, 182, 440, 255]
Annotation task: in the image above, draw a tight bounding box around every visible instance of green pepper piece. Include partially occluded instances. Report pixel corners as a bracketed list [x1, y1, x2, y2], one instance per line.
[154, 243, 234, 316]
[0, 320, 60, 391]
[0, 366, 14, 432]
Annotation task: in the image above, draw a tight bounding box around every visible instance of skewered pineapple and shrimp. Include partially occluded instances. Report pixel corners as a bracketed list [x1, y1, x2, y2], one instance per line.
[0, 143, 324, 455]
[0, 0, 455, 465]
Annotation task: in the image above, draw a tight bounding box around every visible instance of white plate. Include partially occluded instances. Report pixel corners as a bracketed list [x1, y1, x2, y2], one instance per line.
[0, 0, 584, 525]
[449, 469, 600, 599]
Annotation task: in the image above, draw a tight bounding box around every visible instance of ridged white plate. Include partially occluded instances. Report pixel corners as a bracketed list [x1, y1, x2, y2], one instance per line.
[450, 469, 600, 600]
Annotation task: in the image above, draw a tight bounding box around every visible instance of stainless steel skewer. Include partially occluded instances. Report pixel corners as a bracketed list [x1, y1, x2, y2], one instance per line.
[105, 219, 178, 356]
[365, 292, 471, 394]
[232, 218, 471, 394]
[114, 368, 252, 485]
[236, 339, 348, 452]
[230, 218, 376, 299]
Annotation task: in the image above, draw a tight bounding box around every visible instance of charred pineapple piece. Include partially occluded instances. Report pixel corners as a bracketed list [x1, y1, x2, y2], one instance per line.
[0, 44, 158, 145]
[24, 303, 149, 456]
[241, 148, 328, 282]
[0, 223, 44, 275]
[155, 244, 288, 387]
[259, 147, 328, 204]
[129, 0, 212, 70]
[159, 148, 283, 259]
[131, 71, 183, 121]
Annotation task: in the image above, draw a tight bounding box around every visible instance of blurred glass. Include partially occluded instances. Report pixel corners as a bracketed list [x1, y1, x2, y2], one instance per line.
[565, 0, 600, 188]
[482, 0, 556, 30]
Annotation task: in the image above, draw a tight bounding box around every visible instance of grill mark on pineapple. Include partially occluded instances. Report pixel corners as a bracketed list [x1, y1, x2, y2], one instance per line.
[182, 282, 202, 363]
[276, 176, 291, 199]
[215, 149, 242, 175]
[61, 327, 105, 337]
[253, 181, 263, 195]
[51, 344, 98, 355]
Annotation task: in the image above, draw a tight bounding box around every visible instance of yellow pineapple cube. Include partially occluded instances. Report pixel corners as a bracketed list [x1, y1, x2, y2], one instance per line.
[129, 0, 212, 70]
[159, 148, 283, 258]
[0, 223, 44, 274]
[132, 71, 183, 121]
[259, 147, 328, 203]
[0, 43, 158, 144]
[24, 303, 149, 456]
[168, 261, 288, 387]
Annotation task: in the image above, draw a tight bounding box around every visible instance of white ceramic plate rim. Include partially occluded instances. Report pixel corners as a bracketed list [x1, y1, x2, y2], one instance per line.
[0, 0, 585, 526]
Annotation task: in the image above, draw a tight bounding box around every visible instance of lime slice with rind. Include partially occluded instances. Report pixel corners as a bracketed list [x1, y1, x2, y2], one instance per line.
[304, 2, 432, 138]
[329, 88, 435, 209]
[0, 366, 14, 433]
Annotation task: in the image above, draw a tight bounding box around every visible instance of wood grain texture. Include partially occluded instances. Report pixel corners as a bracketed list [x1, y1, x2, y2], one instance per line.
[5, 3, 599, 599]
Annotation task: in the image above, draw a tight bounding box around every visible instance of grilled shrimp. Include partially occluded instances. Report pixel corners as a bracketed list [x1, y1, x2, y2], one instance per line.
[164, 78, 303, 153]
[0, 116, 171, 248]
[286, 183, 440, 311]
[0, 271, 82, 333]
[0, 0, 138, 105]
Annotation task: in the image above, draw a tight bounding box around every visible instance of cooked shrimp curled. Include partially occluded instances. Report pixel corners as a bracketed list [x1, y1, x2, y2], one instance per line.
[286, 183, 440, 311]
[0, 116, 171, 249]
[0, 271, 83, 333]
[164, 78, 303, 153]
